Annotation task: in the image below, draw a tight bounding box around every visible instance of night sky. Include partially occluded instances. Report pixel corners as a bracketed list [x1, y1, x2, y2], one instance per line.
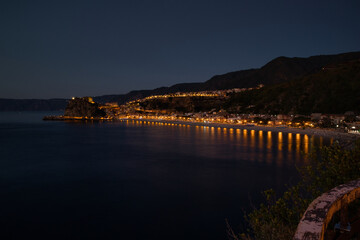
[1, 0, 359, 99]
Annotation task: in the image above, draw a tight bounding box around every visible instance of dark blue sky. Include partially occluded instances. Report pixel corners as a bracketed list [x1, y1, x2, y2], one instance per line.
[1, 0, 359, 99]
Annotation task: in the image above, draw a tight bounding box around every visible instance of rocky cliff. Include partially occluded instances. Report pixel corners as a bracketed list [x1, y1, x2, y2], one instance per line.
[64, 97, 106, 117]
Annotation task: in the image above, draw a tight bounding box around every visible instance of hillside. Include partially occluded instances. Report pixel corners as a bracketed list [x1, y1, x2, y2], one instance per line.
[225, 60, 360, 114]
[138, 96, 225, 113]
[94, 51, 360, 104]
[1, 51, 360, 111]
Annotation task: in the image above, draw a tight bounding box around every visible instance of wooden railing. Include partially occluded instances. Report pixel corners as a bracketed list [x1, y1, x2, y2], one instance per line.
[293, 178, 360, 240]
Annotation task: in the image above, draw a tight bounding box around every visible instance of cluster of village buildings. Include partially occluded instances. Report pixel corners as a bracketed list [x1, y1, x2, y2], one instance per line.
[98, 87, 360, 134]
[125, 85, 264, 105]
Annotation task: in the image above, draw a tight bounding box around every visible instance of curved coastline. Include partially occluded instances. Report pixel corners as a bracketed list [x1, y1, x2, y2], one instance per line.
[43, 115, 359, 145]
[119, 118, 360, 144]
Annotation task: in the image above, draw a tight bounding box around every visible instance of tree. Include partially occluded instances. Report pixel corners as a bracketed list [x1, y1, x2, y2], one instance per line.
[230, 140, 360, 240]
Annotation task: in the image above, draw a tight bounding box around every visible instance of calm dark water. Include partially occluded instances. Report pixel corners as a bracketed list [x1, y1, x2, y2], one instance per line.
[0, 112, 328, 240]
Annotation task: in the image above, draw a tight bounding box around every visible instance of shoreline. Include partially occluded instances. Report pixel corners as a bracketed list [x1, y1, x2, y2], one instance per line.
[43, 115, 360, 144]
[119, 118, 360, 144]
[43, 115, 112, 121]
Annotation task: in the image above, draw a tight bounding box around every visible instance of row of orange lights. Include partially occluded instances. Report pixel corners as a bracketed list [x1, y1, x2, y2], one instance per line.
[122, 119, 310, 137]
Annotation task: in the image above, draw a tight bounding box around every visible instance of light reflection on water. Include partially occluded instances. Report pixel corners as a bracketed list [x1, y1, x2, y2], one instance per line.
[124, 120, 327, 168]
[0, 114, 332, 240]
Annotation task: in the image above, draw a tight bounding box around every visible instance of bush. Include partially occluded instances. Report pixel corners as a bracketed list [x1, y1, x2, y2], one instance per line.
[230, 140, 360, 240]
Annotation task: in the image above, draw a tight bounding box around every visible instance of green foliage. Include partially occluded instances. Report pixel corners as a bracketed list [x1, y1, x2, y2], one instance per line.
[225, 60, 360, 115]
[301, 142, 360, 197]
[234, 140, 360, 240]
[139, 96, 225, 113]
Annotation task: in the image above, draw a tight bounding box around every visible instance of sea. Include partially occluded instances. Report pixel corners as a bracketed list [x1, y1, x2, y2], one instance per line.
[0, 111, 330, 240]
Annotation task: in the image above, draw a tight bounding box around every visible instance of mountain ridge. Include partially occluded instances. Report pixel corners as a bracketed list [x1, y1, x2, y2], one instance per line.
[94, 51, 360, 104]
[1, 51, 360, 111]
[224, 59, 360, 114]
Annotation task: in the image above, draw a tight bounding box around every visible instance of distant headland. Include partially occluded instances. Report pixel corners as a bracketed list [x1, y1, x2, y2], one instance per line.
[43, 97, 109, 121]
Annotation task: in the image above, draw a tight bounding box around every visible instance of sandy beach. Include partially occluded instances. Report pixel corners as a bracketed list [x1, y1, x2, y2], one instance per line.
[120, 118, 360, 145]
[44, 115, 360, 145]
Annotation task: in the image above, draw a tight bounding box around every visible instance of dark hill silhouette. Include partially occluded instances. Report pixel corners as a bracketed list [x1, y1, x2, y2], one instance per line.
[225, 59, 360, 114]
[94, 51, 360, 104]
[1, 51, 359, 111]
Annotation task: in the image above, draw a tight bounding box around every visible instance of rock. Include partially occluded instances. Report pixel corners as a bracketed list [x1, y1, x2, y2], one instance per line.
[64, 97, 106, 117]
